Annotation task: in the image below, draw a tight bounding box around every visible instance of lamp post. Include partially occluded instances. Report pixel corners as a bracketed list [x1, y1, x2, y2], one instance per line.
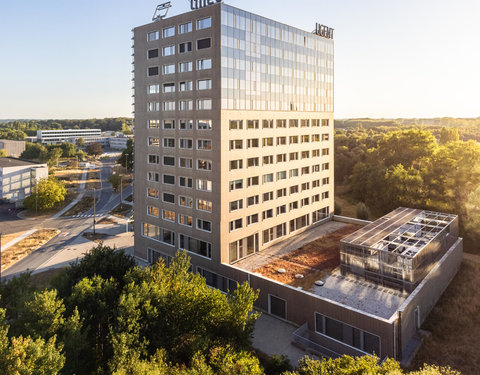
[120, 175, 123, 210]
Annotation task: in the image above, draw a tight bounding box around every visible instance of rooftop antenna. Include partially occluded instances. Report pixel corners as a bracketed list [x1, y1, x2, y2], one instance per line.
[153, 2, 172, 21]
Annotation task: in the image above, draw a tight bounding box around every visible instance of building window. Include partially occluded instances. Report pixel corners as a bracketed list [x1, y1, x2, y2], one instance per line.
[148, 84, 160, 94]
[322, 191, 330, 200]
[312, 119, 320, 127]
[179, 61, 193, 72]
[147, 205, 160, 218]
[148, 155, 159, 164]
[322, 163, 330, 171]
[229, 140, 243, 150]
[322, 119, 330, 127]
[290, 152, 299, 161]
[301, 166, 310, 175]
[276, 119, 286, 128]
[179, 157, 193, 169]
[163, 119, 175, 129]
[247, 195, 259, 207]
[322, 177, 330, 185]
[301, 135, 310, 143]
[229, 120, 243, 130]
[312, 207, 329, 223]
[229, 179, 243, 191]
[289, 120, 298, 128]
[230, 199, 243, 212]
[263, 173, 273, 184]
[197, 17, 212, 30]
[147, 188, 159, 199]
[148, 48, 159, 59]
[263, 192, 274, 202]
[197, 99, 212, 110]
[147, 31, 159, 41]
[163, 156, 175, 166]
[197, 199, 212, 212]
[179, 22, 192, 34]
[263, 155, 273, 165]
[179, 81, 193, 92]
[247, 120, 259, 129]
[179, 195, 193, 208]
[162, 101, 175, 111]
[247, 157, 259, 167]
[314, 313, 380, 356]
[142, 223, 175, 246]
[179, 176, 193, 188]
[163, 192, 175, 204]
[162, 174, 175, 185]
[290, 185, 299, 194]
[197, 219, 212, 232]
[197, 58, 212, 70]
[262, 209, 273, 220]
[197, 139, 212, 150]
[197, 179, 212, 192]
[289, 135, 298, 144]
[247, 214, 259, 226]
[229, 159, 243, 170]
[179, 100, 193, 111]
[179, 234, 211, 258]
[301, 182, 310, 191]
[179, 138, 193, 149]
[179, 41, 192, 53]
[263, 137, 273, 147]
[197, 38, 211, 50]
[148, 137, 160, 146]
[178, 214, 193, 227]
[277, 205, 287, 215]
[180, 120, 193, 130]
[301, 119, 310, 127]
[148, 67, 159, 77]
[247, 176, 259, 187]
[198, 79, 212, 90]
[163, 64, 175, 74]
[229, 219, 243, 232]
[277, 154, 287, 163]
[163, 138, 175, 148]
[277, 171, 287, 180]
[322, 134, 330, 141]
[301, 150, 309, 159]
[148, 119, 160, 128]
[197, 159, 212, 171]
[163, 45, 175, 56]
[263, 120, 274, 128]
[162, 209, 175, 222]
[247, 138, 259, 148]
[163, 83, 175, 93]
[277, 188, 287, 198]
[277, 137, 286, 146]
[197, 119, 212, 130]
[162, 26, 175, 38]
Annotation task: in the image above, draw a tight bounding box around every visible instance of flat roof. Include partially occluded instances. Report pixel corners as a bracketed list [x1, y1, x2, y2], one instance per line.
[341, 207, 457, 259]
[0, 157, 44, 168]
[234, 221, 407, 319]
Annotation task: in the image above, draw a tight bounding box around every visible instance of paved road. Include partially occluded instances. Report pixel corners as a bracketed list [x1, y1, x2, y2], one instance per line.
[1, 158, 133, 280]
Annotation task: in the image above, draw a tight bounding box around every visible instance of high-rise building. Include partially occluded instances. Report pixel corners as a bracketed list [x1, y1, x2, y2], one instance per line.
[133, 3, 462, 363]
[133, 2, 334, 268]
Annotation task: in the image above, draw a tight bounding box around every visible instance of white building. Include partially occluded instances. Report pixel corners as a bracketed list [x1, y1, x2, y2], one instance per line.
[36, 129, 102, 145]
[108, 136, 133, 150]
[0, 158, 48, 203]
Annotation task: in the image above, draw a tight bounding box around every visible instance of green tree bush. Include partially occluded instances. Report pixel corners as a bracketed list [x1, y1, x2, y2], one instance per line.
[24, 177, 67, 211]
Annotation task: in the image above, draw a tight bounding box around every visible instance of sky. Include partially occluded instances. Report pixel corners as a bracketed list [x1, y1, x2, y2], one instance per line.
[0, 0, 479, 120]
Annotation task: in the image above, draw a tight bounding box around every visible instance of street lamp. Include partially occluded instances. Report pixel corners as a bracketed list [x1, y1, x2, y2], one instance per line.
[120, 174, 123, 210]
[93, 188, 96, 235]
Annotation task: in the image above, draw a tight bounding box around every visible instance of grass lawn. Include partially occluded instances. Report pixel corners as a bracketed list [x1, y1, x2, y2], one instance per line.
[411, 258, 480, 374]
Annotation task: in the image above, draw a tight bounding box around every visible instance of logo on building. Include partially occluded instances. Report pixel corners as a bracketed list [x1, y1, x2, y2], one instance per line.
[313, 23, 334, 39]
[191, 0, 222, 10]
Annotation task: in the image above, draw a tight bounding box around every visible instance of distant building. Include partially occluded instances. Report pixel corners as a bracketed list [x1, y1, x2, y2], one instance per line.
[0, 157, 48, 203]
[108, 135, 133, 150]
[0, 140, 26, 157]
[36, 129, 102, 145]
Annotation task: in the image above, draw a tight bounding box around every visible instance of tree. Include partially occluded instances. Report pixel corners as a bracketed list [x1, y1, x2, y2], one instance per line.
[109, 173, 122, 192]
[85, 142, 103, 158]
[76, 137, 85, 148]
[439, 127, 459, 144]
[0, 149, 6, 157]
[356, 202, 370, 220]
[60, 143, 77, 158]
[20, 142, 48, 161]
[24, 177, 67, 211]
[0, 128, 26, 140]
[118, 139, 133, 171]
[46, 147, 63, 167]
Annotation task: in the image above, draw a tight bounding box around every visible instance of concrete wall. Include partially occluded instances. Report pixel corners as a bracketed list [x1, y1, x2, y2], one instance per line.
[0, 140, 25, 157]
[397, 237, 463, 362]
[0, 164, 48, 202]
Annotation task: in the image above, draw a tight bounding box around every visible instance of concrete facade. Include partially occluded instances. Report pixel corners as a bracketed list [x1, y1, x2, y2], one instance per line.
[0, 140, 26, 157]
[0, 158, 48, 203]
[36, 129, 102, 145]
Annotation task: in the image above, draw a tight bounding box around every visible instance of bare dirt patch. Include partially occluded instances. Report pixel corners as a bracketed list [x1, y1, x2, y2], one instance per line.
[98, 217, 117, 225]
[109, 203, 132, 218]
[82, 232, 107, 242]
[1, 229, 60, 271]
[54, 168, 83, 190]
[62, 196, 94, 217]
[254, 225, 361, 288]
[84, 169, 101, 190]
[1, 231, 28, 247]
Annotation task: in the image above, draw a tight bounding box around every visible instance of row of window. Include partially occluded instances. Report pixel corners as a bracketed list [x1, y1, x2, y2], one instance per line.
[229, 151, 329, 170]
[146, 189, 213, 212]
[229, 135, 329, 150]
[148, 177, 212, 195]
[147, 157, 212, 170]
[228, 167, 329, 190]
[143, 223, 212, 258]
[229, 119, 330, 129]
[148, 79, 212, 94]
[148, 137, 212, 150]
[148, 99, 212, 112]
[148, 119, 212, 130]
[229, 183, 329, 212]
[228, 193, 329, 232]
[148, 37, 211, 59]
[148, 58, 212, 76]
[147, 206, 212, 232]
[147, 17, 212, 42]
